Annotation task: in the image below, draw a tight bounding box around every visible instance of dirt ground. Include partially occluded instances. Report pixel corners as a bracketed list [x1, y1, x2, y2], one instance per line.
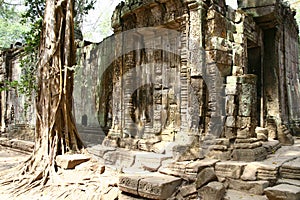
[0, 146, 121, 200]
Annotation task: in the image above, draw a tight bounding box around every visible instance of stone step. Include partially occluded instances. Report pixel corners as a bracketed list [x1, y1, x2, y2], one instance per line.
[119, 173, 182, 200]
[56, 154, 90, 169]
[224, 189, 268, 200]
[227, 179, 269, 195]
[87, 145, 172, 173]
[264, 184, 300, 200]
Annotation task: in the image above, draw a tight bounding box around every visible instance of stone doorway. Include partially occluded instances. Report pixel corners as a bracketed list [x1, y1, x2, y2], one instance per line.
[247, 45, 262, 127]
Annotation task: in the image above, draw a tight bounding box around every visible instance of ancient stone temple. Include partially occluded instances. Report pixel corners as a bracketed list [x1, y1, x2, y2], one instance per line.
[85, 0, 300, 161]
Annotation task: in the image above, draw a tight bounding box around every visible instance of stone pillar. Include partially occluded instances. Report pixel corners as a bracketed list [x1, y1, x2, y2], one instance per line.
[188, 1, 207, 137]
[226, 75, 257, 139]
[123, 47, 137, 138]
[108, 27, 123, 139]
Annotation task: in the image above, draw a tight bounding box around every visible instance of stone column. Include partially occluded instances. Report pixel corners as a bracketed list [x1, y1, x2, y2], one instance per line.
[123, 45, 137, 138]
[188, 1, 207, 137]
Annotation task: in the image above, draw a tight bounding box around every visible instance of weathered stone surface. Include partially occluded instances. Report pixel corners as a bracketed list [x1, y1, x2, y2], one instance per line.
[176, 184, 197, 199]
[119, 174, 144, 196]
[207, 150, 232, 161]
[224, 189, 268, 200]
[280, 158, 300, 180]
[228, 179, 269, 195]
[264, 184, 300, 200]
[113, 150, 135, 168]
[56, 154, 90, 169]
[119, 173, 182, 200]
[101, 187, 120, 200]
[87, 144, 116, 158]
[262, 140, 281, 154]
[172, 142, 200, 162]
[255, 127, 268, 141]
[134, 152, 172, 172]
[215, 161, 247, 179]
[277, 179, 300, 187]
[195, 167, 217, 189]
[0, 138, 34, 152]
[231, 147, 267, 161]
[241, 163, 258, 181]
[198, 182, 225, 200]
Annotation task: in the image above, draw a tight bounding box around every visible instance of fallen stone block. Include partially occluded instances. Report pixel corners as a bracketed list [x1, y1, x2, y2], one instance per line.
[119, 174, 144, 196]
[277, 179, 300, 187]
[228, 179, 269, 195]
[231, 147, 267, 161]
[215, 161, 247, 179]
[138, 174, 182, 199]
[134, 152, 172, 172]
[224, 189, 268, 200]
[198, 181, 225, 200]
[176, 184, 197, 199]
[0, 137, 12, 148]
[56, 154, 90, 169]
[195, 167, 217, 189]
[280, 157, 300, 180]
[264, 184, 300, 200]
[241, 163, 258, 181]
[119, 173, 182, 199]
[10, 139, 34, 152]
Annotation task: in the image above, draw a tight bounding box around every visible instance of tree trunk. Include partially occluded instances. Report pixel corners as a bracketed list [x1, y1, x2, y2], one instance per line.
[0, 0, 84, 190]
[35, 0, 84, 158]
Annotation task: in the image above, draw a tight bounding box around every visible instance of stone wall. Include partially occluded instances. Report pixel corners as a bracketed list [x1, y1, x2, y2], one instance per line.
[0, 48, 35, 133]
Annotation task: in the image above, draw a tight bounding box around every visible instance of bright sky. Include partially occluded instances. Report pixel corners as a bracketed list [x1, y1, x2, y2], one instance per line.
[226, 0, 238, 9]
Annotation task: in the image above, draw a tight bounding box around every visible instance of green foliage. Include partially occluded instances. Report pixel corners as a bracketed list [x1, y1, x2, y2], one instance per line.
[0, 1, 29, 49]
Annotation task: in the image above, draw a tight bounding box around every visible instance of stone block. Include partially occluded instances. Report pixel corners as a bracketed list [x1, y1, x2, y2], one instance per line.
[224, 189, 268, 200]
[198, 182, 225, 200]
[264, 184, 300, 200]
[232, 65, 243, 76]
[226, 95, 238, 116]
[256, 127, 268, 141]
[225, 116, 236, 128]
[237, 127, 251, 139]
[206, 50, 232, 67]
[232, 44, 245, 65]
[119, 174, 143, 196]
[115, 150, 136, 168]
[280, 158, 300, 180]
[0, 137, 12, 147]
[206, 10, 227, 38]
[134, 152, 172, 172]
[185, 159, 219, 174]
[159, 161, 189, 179]
[237, 0, 277, 8]
[236, 117, 252, 129]
[241, 163, 259, 181]
[215, 161, 247, 179]
[224, 127, 237, 139]
[231, 147, 267, 162]
[233, 142, 262, 149]
[87, 144, 116, 158]
[207, 150, 232, 161]
[10, 139, 34, 152]
[56, 154, 90, 169]
[205, 36, 232, 52]
[225, 84, 239, 95]
[138, 174, 182, 199]
[176, 184, 197, 199]
[239, 74, 257, 85]
[228, 179, 269, 195]
[195, 167, 217, 189]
